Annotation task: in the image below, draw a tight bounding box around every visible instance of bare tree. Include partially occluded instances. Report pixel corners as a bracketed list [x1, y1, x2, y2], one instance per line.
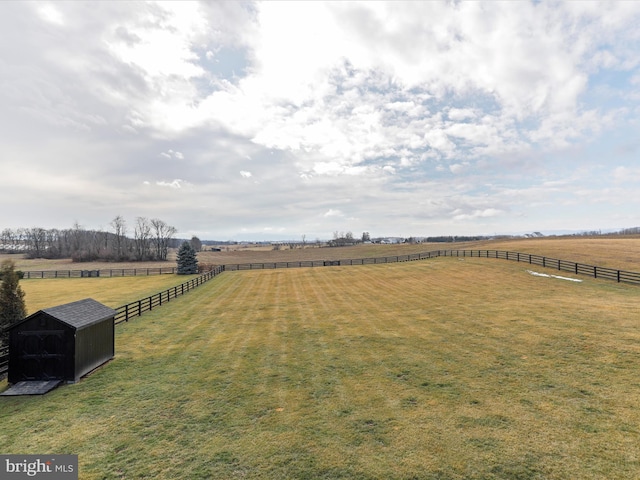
[25, 227, 46, 258]
[134, 217, 152, 260]
[110, 215, 127, 260]
[1, 229, 15, 251]
[151, 218, 176, 261]
[190, 236, 202, 253]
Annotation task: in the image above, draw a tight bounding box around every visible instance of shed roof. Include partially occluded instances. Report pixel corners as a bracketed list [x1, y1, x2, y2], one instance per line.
[37, 298, 116, 330]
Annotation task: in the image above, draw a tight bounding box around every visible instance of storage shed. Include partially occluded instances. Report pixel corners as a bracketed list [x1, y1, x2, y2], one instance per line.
[8, 298, 116, 384]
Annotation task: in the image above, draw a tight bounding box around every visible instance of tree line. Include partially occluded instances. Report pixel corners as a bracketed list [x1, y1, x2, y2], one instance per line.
[0, 216, 177, 262]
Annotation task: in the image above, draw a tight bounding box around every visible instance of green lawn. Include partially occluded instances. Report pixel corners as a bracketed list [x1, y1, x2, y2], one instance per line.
[20, 274, 199, 314]
[2, 259, 640, 479]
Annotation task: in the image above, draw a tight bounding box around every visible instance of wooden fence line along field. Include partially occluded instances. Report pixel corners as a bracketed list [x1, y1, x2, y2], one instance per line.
[21, 267, 178, 279]
[114, 266, 224, 325]
[222, 249, 640, 285]
[19, 249, 640, 285]
[2, 249, 639, 378]
[441, 250, 640, 285]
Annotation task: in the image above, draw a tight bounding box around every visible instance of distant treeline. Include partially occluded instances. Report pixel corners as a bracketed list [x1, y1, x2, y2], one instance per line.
[423, 236, 489, 243]
[1, 216, 177, 262]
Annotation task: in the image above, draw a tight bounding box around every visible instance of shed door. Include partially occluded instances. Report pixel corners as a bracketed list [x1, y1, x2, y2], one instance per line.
[15, 330, 66, 381]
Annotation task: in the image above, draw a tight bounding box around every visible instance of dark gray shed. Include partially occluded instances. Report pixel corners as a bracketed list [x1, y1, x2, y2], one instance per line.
[8, 298, 116, 384]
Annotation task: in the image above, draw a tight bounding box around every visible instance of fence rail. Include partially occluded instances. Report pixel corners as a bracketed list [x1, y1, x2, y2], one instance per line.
[21, 267, 178, 279]
[3, 249, 639, 379]
[114, 266, 224, 325]
[440, 250, 640, 285]
[221, 249, 640, 285]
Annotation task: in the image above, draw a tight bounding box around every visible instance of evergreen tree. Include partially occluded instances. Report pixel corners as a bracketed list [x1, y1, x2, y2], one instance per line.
[0, 260, 27, 347]
[176, 241, 198, 274]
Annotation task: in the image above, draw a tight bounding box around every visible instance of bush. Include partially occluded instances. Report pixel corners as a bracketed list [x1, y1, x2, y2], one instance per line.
[197, 263, 218, 273]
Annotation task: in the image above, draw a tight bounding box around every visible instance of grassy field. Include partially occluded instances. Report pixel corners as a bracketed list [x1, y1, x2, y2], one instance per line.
[2, 257, 640, 479]
[18, 274, 199, 314]
[469, 237, 640, 271]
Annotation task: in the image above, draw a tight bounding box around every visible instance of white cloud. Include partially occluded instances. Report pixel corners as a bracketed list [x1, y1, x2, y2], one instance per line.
[160, 150, 185, 159]
[36, 3, 64, 25]
[323, 209, 344, 218]
[449, 163, 468, 174]
[156, 179, 186, 189]
[313, 162, 344, 176]
[240, 170, 252, 178]
[613, 166, 640, 183]
[453, 208, 503, 221]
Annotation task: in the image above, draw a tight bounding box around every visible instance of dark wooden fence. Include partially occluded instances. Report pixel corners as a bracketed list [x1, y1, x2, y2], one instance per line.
[22, 267, 178, 279]
[440, 250, 640, 285]
[222, 249, 640, 285]
[114, 266, 224, 325]
[2, 250, 639, 379]
[222, 250, 440, 271]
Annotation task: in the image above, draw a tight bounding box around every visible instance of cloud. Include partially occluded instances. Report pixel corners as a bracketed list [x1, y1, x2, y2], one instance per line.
[156, 179, 187, 189]
[160, 150, 185, 159]
[612, 166, 640, 183]
[36, 3, 64, 25]
[324, 209, 344, 218]
[453, 208, 504, 221]
[1, 1, 640, 239]
[449, 163, 468, 174]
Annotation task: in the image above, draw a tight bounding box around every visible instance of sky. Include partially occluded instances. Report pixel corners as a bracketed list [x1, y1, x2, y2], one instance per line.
[1, 1, 639, 241]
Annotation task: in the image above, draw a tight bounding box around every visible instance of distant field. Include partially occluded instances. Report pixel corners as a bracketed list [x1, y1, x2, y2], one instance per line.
[2, 258, 640, 479]
[3, 235, 639, 273]
[187, 236, 640, 272]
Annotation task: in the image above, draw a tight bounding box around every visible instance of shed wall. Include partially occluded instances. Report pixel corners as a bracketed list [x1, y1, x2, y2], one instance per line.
[74, 319, 114, 381]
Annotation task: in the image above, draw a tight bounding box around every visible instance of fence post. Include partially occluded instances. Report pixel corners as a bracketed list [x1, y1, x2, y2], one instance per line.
[617, 270, 620, 282]
[125, 304, 129, 322]
[594, 266, 597, 278]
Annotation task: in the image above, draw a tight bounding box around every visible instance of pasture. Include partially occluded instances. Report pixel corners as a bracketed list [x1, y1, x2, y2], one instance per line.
[2, 255, 640, 479]
[18, 274, 199, 314]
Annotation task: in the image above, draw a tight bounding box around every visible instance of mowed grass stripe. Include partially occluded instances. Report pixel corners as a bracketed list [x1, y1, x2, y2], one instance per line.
[2, 259, 640, 479]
